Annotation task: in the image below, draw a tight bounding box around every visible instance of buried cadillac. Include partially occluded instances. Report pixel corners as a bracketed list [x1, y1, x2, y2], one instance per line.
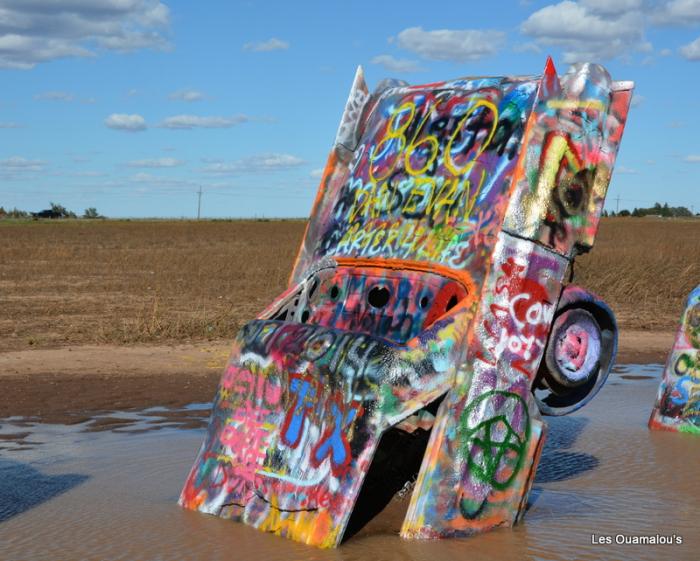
[179, 58, 632, 547]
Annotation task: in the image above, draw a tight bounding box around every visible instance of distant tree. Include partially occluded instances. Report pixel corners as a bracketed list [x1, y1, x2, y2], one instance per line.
[6, 207, 29, 218]
[50, 202, 67, 216]
[602, 210, 609, 217]
[619, 209, 631, 217]
[49, 202, 77, 219]
[671, 206, 693, 218]
[630, 202, 693, 218]
[82, 207, 104, 219]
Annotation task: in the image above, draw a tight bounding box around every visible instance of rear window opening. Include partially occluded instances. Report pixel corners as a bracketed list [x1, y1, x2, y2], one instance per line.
[268, 266, 471, 345]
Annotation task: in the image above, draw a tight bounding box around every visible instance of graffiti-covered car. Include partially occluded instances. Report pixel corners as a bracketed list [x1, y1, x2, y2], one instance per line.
[649, 285, 700, 433]
[180, 58, 633, 547]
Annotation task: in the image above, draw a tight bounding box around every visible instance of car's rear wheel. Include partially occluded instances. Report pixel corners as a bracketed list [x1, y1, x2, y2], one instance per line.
[534, 287, 617, 416]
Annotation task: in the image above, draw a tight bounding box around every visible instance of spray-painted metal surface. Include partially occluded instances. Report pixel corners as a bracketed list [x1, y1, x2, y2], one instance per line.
[180, 58, 632, 547]
[649, 286, 700, 434]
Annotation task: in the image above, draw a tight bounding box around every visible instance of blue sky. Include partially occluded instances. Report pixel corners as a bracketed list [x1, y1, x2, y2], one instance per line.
[0, 0, 699, 218]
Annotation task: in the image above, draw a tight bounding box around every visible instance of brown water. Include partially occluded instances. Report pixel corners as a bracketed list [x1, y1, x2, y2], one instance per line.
[1, 364, 699, 561]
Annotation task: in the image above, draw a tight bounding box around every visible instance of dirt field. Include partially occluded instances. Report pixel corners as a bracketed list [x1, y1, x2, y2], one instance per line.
[0, 329, 676, 423]
[0, 216, 696, 419]
[0, 219, 304, 352]
[1, 217, 698, 353]
[574, 217, 700, 332]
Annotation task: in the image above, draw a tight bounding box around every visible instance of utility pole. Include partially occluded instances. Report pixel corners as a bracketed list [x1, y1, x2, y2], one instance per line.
[197, 186, 202, 220]
[615, 195, 620, 214]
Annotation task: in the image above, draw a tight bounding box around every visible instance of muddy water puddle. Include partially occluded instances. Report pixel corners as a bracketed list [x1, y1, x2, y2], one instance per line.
[1, 365, 699, 561]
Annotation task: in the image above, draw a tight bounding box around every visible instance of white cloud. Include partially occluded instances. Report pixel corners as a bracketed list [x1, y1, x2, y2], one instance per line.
[104, 113, 147, 132]
[370, 54, 424, 72]
[243, 38, 289, 52]
[684, 154, 700, 162]
[72, 170, 106, 177]
[520, 1, 650, 62]
[168, 89, 205, 102]
[0, 35, 93, 69]
[126, 157, 184, 168]
[616, 165, 638, 174]
[0, 1, 171, 69]
[513, 42, 542, 54]
[581, 0, 645, 15]
[680, 36, 700, 59]
[1, 156, 45, 171]
[631, 93, 645, 107]
[394, 27, 506, 62]
[653, 0, 700, 25]
[130, 172, 159, 182]
[125, 173, 223, 194]
[0, 122, 21, 128]
[309, 168, 324, 178]
[659, 47, 673, 56]
[129, 172, 195, 188]
[34, 91, 74, 102]
[160, 114, 249, 129]
[202, 153, 305, 174]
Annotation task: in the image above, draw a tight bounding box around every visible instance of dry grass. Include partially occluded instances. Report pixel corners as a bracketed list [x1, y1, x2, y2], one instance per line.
[0, 219, 305, 352]
[0, 217, 698, 352]
[576, 217, 700, 331]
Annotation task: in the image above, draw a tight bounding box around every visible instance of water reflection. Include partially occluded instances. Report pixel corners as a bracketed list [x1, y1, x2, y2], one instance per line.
[0, 365, 698, 561]
[0, 458, 88, 523]
[537, 417, 600, 483]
